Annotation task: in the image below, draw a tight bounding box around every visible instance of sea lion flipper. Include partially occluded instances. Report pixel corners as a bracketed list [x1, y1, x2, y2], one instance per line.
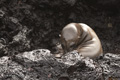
[54, 53, 63, 58]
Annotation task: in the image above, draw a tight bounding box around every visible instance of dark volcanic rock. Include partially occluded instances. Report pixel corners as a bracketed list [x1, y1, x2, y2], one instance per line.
[98, 53, 120, 80]
[0, 49, 120, 80]
[0, 49, 102, 80]
[0, 0, 120, 55]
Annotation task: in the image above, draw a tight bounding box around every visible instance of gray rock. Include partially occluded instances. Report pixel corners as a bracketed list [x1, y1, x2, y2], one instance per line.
[0, 9, 5, 18]
[0, 49, 120, 80]
[0, 49, 105, 80]
[98, 53, 120, 80]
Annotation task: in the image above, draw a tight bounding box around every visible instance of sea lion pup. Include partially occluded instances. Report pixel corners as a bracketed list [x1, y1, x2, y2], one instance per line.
[58, 23, 103, 58]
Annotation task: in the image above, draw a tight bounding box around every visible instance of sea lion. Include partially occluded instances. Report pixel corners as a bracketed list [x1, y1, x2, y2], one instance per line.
[58, 23, 103, 58]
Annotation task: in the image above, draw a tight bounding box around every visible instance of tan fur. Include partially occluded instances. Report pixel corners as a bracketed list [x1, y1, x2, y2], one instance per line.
[60, 23, 103, 58]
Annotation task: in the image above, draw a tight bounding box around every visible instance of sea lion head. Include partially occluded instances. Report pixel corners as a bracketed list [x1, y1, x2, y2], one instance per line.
[61, 23, 82, 53]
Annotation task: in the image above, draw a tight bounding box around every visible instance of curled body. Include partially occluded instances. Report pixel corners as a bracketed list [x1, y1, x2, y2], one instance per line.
[60, 23, 103, 58]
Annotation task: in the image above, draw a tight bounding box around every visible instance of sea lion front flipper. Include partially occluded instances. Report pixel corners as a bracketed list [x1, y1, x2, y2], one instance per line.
[53, 53, 63, 58]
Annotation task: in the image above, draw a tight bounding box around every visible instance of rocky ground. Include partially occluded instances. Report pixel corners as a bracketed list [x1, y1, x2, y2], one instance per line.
[0, 0, 120, 80]
[0, 49, 120, 80]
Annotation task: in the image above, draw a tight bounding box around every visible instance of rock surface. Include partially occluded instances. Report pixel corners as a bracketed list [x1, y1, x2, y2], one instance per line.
[0, 49, 120, 80]
[0, 0, 120, 57]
